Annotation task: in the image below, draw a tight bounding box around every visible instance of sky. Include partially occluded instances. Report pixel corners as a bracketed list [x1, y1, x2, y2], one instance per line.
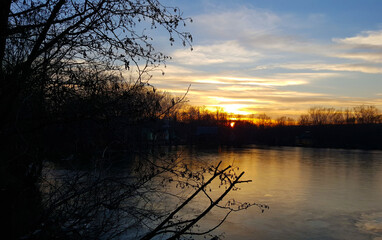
[148, 0, 382, 118]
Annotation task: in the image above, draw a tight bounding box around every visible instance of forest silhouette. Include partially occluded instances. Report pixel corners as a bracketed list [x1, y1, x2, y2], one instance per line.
[0, 1, 267, 239]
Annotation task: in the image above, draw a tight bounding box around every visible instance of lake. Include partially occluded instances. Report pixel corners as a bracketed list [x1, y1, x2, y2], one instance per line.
[172, 145, 382, 240]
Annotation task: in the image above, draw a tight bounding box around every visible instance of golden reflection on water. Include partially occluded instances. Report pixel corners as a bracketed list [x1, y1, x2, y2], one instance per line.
[172, 146, 382, 240]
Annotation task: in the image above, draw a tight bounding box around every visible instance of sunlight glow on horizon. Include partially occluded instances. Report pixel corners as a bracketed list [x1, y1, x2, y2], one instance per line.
[147, 1, 382, 118]
[208, 104, 253, 115]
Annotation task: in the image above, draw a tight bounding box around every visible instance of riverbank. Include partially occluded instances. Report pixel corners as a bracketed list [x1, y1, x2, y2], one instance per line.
[171, 123, 382, 151]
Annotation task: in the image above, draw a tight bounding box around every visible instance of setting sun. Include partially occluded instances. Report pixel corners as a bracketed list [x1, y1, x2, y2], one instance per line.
[219, 104, 250, 115]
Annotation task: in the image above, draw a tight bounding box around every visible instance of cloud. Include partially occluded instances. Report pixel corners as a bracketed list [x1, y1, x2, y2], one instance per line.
[332, 30, 382, 68]
[186, 76, 307, 87]
[176, 80, 337, 116]
[336, 52, 382, 63]
[333, 30, 382, 48]
[186, 7, 333, 61]
[156, 65, 198, 75]
[278, 63, 382, 74]
[271, 72, 340, 79]
[192, 7, 282, 40]
[220, 76, 308, 86]
[203, 89, 330, 105]
[190, 7, 336, 57]
[246, 34, 334, 56]
[217, 85, 267, 91]
[207, 104, 252, 115]
[151, 70, 312, 88]
[172, 41, 261, 66]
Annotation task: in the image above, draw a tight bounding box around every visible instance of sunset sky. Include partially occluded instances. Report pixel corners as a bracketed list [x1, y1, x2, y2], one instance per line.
[149, 0, 382, 118]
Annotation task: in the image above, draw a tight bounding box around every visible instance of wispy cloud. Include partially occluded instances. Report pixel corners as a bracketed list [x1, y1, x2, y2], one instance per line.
[336, 52, 382, 63]
[277, 63, 382, 74]
[333, 30, 382, 48]
[172, 41, 262, 66]
[192, 7, 282, 40]
[220, 76, 307, 86]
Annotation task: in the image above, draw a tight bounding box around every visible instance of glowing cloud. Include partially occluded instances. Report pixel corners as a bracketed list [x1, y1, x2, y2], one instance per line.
[334, 30, 382, 47]
[278, 63, 382, 74]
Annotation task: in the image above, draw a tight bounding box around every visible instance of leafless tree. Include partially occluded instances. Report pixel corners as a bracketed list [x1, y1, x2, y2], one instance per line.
[344, 108, 356, 124]
[1, 1, 266, 239]
[353, 105, 381, 124]
[37, 154, 268, 239]
[257, 113, 272, 127]
[298, 114, 310, 126]
[299, 106, 381, 126]
[1, 0, 193, 135]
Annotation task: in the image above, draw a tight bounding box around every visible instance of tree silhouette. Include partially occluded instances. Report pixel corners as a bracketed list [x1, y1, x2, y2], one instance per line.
[0, 0, 192, 237]
[353, 105, 381, 124]
[1, 1, 266, 239]
[257, 113, 272, 127]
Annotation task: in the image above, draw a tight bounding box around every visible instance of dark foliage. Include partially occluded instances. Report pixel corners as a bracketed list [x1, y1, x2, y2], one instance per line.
[0, 1, 266, 239]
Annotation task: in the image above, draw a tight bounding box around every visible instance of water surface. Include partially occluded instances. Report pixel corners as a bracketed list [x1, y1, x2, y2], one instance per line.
[175, 145, 382, 240]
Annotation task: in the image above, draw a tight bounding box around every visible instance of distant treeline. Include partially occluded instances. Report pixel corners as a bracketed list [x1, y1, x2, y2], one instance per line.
[36, 78, 382, 156]
[171, 105, 382, 126]
[161, 105, 382, 150]
[298, 106, 381, 125]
